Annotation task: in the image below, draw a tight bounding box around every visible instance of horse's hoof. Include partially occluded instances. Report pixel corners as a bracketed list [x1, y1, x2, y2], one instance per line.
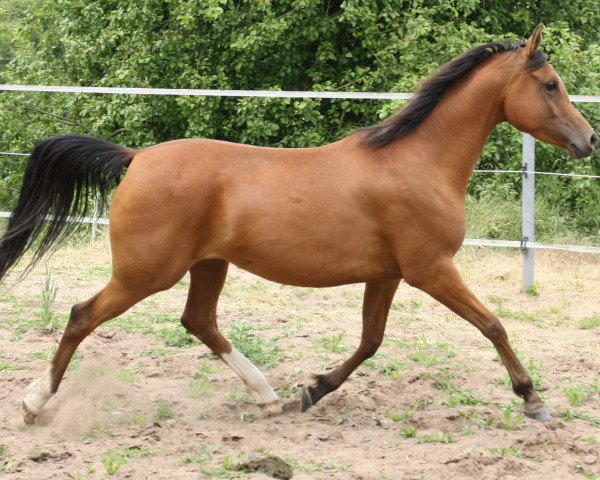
[300, 387, 314, 412]
[524, 405, 551, 422]
[22, 400, 37, 424]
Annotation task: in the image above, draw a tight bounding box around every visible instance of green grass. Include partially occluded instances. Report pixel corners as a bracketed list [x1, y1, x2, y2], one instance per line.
[118, 369, 136, 383]
[156, 326, 196, 347]
[228, 320, 284, 368]
[578, 315, 600, 330]
[401, 427, 418, 439]
[314, 333, 348, 353]
[102, 447, 155, 476]
[38, 265, 59, 331]
[0, 360, 25, 374]
[445, 389, 486, 407]
[416, 431, 456, 444]
[188, 375, 213, 398]
[154, 400, 175, 422]
[497, 406, 524, 430]
[488, 446, 525, 458]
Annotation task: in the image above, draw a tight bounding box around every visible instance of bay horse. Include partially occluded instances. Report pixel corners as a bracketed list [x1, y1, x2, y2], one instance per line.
[0, 25, 596, 425]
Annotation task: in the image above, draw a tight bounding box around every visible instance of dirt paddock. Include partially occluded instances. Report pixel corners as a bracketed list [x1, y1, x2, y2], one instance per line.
[0, 239, 598, 479]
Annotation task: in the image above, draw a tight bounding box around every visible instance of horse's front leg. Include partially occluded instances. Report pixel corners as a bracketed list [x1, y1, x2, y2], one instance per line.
[301, 279, 400, 411]
[405, 258, 550, 421]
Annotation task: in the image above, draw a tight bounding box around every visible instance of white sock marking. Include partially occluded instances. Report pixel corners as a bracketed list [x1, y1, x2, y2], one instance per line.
[23, 367, 54, 415]
[221, 347, 278, 403]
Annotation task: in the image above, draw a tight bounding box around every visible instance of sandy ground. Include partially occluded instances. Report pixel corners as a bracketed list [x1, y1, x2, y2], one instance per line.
[0, 240, 598, 479]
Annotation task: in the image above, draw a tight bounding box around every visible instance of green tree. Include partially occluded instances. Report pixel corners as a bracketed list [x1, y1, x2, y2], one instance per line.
[0, 0, 598, 236]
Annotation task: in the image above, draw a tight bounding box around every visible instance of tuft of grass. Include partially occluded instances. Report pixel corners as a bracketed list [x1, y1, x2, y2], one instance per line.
[38, 266, 59, 331]
[363, 354, 405, 380]
[154, 400, 175, 422]
[578, 315, 600, 330]
[524, 283, 540, 296]
[0, 359, 25, 374]
[564, 383, 594, 406]
[188, 375, 213, 398]
[229, 320, 284, 368]
[401, 427, 418, 439]
[118, 369, 136, 383]
[416, 431, 456, 444]
[446, 389, 486, 407]
[156, 327, 196, 348]
[102, 450, 126, 476]
[488, 446, 524, 458]
[497, 406, 524, 430]
[314, 333, 348, 353]
[101, 447, 154, 476]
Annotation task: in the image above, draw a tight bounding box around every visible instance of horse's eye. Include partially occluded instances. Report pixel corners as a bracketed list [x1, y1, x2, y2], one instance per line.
[545, 81, 558, 92]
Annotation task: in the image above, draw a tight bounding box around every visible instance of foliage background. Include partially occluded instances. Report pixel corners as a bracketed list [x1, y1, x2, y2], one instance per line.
[0, 0, 598, 240]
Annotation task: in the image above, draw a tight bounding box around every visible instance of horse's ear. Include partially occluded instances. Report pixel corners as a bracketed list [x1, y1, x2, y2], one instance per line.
[525, 24, 543, 57]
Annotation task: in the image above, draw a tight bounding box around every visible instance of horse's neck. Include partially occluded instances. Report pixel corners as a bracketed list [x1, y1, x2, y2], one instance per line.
[404, 64, 508, 192]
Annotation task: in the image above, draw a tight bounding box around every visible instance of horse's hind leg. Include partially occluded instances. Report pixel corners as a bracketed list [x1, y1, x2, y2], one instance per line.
[22, 279, 154, 423]
[407, 258, 549, 422]
[302, 279, 400, 411]
[180, 259, 278, 404]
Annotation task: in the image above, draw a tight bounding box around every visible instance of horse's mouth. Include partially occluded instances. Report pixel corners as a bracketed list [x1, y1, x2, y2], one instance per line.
[567, 142, 595, 159]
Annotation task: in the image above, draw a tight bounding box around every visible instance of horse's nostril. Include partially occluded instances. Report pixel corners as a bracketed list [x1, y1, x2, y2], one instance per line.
[591, 133, 598, 147]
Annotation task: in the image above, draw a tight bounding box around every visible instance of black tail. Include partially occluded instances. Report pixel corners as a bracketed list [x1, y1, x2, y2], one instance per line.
[0, 135, 135, 282]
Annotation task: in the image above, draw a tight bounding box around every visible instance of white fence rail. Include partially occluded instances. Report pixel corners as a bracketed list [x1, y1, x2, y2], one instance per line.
[1, 84, 599, 291]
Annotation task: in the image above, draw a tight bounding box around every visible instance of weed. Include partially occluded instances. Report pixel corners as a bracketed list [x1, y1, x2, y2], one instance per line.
[101, 447, 154, 476]
[276, 382, 301, 399]
[154, 400, 175, 422]
[130, 415, 145, 426]
[401, 427, 418, 439]
[102, 450, 126, 475]
[578, 315, 600, 330]
[564, 383, 593, 406]
[497, 406, 524, 430]
[0, 356, 25, 374]
[314, 333, 348, 353]
[446, 389, 486, 407]
[422, 368, 456, 390]
[408, 350, 439, 366]
[38, 265, 59, 331]
[157, 326, 196, 348]
[384, 408, 407, 423]
[184, 446, 239, 478]
[363, 354, 405, 380]
[188, 375, 213, 398]
[416, 431, 456, 444]
[0, 459, 17, 473]
[228, 388, 251, 402]
[561, 409, 600, 426]
[488, 446, 524, 458]
[524, 283, 540, 296]
[118, 369, 136, 383]
[0, 445, 5, 458]
[229, 320, 284, 368]
[239, 412, 254, 422]
[196, 361, 220, 375]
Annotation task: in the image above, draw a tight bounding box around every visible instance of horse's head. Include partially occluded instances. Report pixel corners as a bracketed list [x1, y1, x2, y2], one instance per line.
[502, 24, 596, 159]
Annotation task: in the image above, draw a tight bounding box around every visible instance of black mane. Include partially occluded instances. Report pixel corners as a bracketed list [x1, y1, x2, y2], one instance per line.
[359, 42, 547, 149]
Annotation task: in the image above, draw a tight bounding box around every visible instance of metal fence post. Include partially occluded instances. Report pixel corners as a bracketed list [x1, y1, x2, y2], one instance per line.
[522, 133, 535, 292]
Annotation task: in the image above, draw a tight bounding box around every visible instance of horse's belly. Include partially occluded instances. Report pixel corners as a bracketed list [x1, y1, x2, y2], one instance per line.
[225, 239, 401, 288]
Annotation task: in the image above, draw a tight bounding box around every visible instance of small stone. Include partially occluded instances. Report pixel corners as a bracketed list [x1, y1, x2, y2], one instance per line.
[583, 455, 597, 465]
